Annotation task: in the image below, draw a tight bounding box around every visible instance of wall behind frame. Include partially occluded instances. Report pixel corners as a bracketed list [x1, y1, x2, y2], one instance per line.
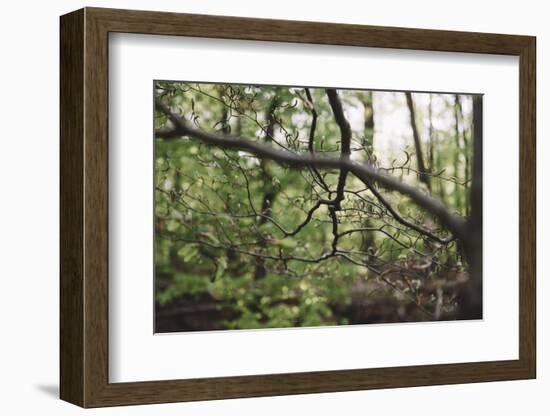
[0, 0, 545, 415]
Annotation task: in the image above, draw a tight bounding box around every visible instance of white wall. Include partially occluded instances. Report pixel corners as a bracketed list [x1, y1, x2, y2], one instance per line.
[0, 0, 545, 414]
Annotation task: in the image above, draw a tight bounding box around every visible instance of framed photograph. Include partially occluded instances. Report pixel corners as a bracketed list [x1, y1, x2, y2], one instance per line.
[60, 7, 536, 407]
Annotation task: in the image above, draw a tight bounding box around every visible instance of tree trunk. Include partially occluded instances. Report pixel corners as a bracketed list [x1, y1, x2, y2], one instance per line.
[456, 96, 470, 216]
[254, 98, 279, 280]
[453, 95, 463, 213]
[360, 92, 376, 262]
[458, 95, 483, 320]
[405, 92, 431, 191]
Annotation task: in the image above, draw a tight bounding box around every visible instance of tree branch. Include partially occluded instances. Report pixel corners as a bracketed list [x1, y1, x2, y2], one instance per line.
[326, 89, 352, 210]
[155, 98, 468, 243]
[363, 179, 453, 244]
[302, 88, 330, 192]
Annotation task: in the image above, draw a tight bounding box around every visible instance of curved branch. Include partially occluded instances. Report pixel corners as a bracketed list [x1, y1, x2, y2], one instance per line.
[285, 200, 323, 236]
[363, 180, 454, 244]
[155, 98, 468, 243]
[326, 89, 352, 210]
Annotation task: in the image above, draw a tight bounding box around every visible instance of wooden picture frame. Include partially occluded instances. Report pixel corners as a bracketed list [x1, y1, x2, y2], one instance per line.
[60, 7, 536, 408]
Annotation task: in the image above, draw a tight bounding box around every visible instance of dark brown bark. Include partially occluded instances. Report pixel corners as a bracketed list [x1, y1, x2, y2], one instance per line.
[326, 88, 352, 211]
[458, 95, 483, 320]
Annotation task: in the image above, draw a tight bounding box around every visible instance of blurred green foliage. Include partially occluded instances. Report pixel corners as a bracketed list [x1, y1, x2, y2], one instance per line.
[154, 82, 473, 331]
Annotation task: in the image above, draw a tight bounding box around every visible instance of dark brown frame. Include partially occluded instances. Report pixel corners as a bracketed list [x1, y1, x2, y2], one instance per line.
[60, 7, 536, 408]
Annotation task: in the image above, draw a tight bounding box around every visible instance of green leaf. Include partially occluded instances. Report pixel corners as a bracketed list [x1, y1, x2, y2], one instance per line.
[212, 257, 227, 281]
[177, 245, 199, 262]
[277, 238, 297, 249]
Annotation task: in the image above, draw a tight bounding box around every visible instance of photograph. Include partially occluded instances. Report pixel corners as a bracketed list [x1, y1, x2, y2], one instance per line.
[153, 81, 483, 333]
[50, 4, 538, 410]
